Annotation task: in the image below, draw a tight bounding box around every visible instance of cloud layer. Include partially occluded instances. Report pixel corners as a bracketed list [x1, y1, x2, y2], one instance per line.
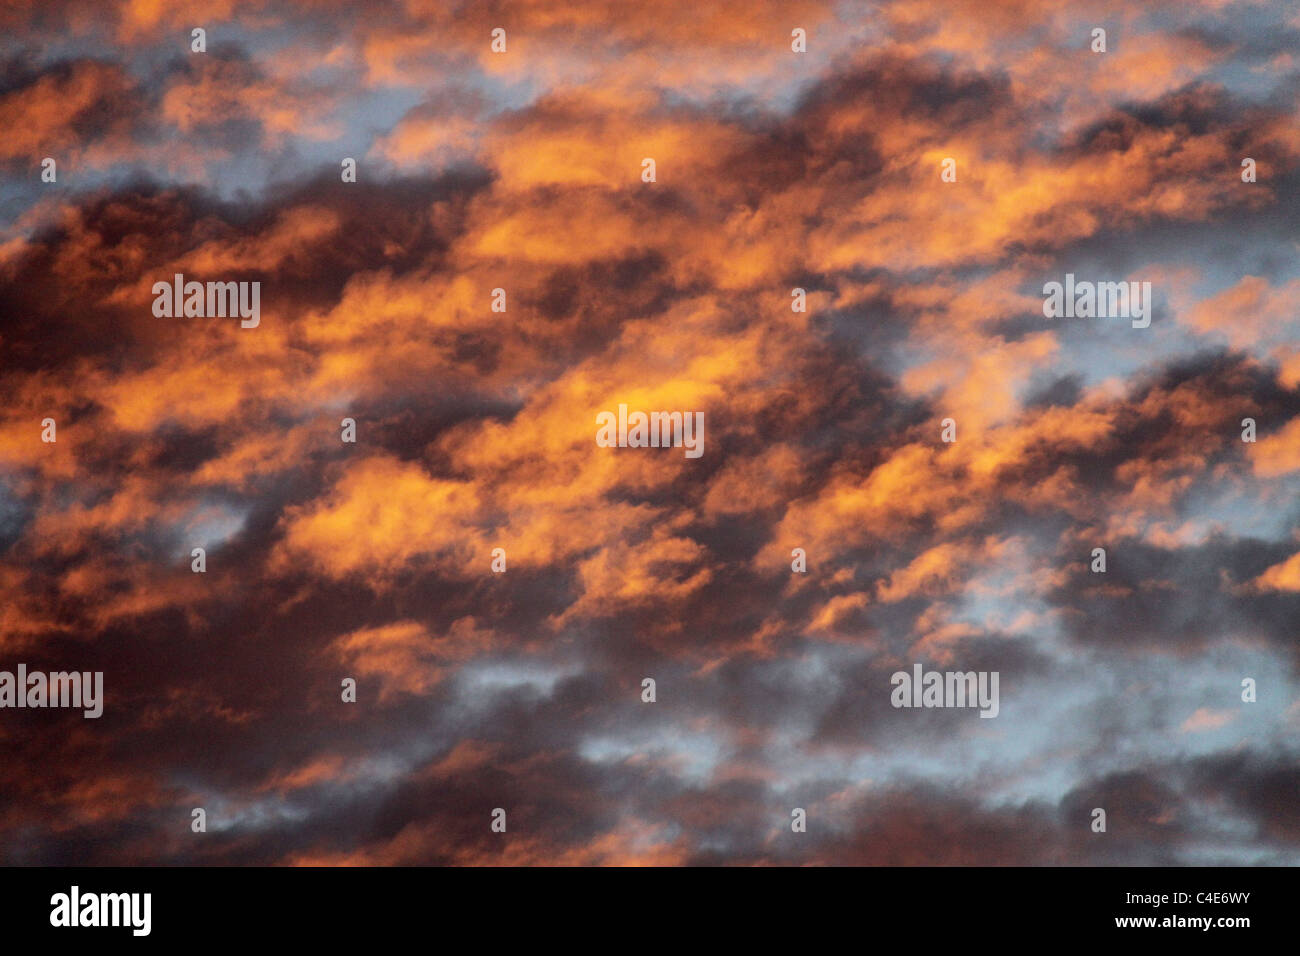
[1, 0, 1298, 865]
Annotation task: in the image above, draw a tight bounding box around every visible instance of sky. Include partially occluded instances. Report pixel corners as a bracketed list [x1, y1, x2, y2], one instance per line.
[0, 0, 1298, 865]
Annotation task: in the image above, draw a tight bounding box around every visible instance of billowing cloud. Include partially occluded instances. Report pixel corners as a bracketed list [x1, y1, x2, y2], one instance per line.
[0, 0, 1297, 866]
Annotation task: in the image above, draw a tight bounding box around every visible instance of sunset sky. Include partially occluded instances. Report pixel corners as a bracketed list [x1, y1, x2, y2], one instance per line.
[1, 0, 1298, 865]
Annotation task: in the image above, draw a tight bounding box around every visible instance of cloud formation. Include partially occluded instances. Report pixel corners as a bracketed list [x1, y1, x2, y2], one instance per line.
[1, 0, 1298, 865]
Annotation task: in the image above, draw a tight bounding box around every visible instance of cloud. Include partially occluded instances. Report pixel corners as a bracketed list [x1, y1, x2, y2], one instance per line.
[0, 0, 1297, 867]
